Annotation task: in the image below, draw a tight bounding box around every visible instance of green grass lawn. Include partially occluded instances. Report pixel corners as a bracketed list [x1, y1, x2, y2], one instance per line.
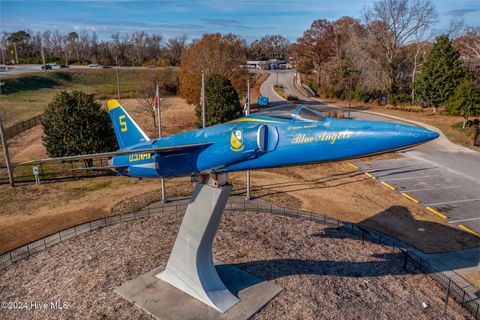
[0, 68, 177, 126]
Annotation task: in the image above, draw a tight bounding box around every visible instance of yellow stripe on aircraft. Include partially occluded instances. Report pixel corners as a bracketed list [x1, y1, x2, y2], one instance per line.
[229, 118, 282, 124]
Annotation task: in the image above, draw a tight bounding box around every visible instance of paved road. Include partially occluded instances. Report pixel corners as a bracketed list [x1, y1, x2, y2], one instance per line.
[259, 70, 480, 236]
[259, 70, 300, 105]
[0, 64, 167, 78]
[259, 70, 480, 291]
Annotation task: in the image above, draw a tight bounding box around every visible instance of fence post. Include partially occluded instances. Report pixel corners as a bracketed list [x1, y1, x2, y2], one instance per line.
[40, 163, 45, 180]
[444, 279, 451, 315]
[403, 249, 408, 270]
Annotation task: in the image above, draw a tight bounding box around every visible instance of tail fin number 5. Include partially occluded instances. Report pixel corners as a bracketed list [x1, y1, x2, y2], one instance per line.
[119, 115, 127, 132]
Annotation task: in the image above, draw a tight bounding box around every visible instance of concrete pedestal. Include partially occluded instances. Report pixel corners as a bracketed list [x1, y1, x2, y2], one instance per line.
[114, 180, 282, 319]
[115, 264, 283, 320]
[156, 182, 238, 312]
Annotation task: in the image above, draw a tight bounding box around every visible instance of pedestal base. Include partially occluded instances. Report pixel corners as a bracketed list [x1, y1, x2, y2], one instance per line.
[114, 264, 283, 320]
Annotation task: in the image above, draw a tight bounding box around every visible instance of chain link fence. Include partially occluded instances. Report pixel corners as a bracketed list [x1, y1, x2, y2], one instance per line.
[0, 200, 478, 319]
[0, 158, 114, 185]
[3, 114, 43, 141]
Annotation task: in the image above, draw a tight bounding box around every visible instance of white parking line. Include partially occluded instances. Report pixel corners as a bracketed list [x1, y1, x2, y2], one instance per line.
[427, 198, 480, 206]
[448, 217, 480, 223]
[382, 175, 438, 181]
[401, 185, 462, 192]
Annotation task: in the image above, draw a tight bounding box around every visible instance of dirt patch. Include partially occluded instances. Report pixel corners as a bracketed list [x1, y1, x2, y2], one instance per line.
[0, 210, 472, 320]
[0, 176, 193, 254]
[109, 96, 196, 138]
[7, 126, 47, 163]
[229, 160, 479, 253]
[465, 271, 480, 289]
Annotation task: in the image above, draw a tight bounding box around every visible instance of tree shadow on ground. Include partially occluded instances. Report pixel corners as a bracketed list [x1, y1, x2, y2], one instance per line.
[315, 205, 479, 256]
[230, 252, 413, 283]
[1, 73, 72, 95]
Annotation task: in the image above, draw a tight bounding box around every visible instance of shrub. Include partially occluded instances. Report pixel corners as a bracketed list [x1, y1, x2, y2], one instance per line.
[195, 74, 242, 127]
[446, 79, 480, 128]
[352, 89, 370, 102]
[42, 90, 118, 157]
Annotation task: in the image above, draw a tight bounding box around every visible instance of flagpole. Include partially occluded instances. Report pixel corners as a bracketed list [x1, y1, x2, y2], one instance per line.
[246, 79, 251, 200]
[156, 82, 166, 203]
[156, 82, 162, 138]
[201, 71, 206, 128]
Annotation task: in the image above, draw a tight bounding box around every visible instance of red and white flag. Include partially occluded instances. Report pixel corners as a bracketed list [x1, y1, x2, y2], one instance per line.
[153, 84, 160, 110]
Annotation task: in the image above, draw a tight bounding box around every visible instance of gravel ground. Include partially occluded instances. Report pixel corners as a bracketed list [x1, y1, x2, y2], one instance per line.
[0, 210, 472, 320]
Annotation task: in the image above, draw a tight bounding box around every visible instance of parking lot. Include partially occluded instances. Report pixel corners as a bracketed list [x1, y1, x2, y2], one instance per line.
[356, 156, 480, 235]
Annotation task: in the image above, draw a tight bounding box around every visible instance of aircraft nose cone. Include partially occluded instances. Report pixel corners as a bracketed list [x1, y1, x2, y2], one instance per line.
[395, 124, 439, 145]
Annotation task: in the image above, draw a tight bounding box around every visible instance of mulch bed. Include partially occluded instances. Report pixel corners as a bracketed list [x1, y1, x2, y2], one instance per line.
[0, 210, 472, 319]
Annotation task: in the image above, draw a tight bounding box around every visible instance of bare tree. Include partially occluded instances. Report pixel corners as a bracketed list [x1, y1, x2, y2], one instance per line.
[167, 35, 187, 66]
[296, 20, 335, 85]
[137, 69, 175, 129]
[363, 0, 437, 98]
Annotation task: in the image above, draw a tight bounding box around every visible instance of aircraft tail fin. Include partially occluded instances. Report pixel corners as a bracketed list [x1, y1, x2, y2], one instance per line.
[107, 99, 150, 149]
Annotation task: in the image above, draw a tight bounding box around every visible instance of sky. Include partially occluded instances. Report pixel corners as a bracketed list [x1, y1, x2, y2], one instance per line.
[1, 0, 479, 42]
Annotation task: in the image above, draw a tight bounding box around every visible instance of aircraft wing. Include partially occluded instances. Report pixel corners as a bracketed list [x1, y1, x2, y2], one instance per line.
[18, 142, 212, 165]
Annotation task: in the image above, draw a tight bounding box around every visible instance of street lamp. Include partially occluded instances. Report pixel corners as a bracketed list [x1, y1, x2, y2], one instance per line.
[346, 68, 358, 119]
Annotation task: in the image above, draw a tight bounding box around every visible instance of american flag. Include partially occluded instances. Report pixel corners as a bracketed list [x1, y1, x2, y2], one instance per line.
[153, 84, 160, 110]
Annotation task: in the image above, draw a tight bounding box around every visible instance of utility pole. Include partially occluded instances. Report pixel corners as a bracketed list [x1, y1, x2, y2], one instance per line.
[41, 43, 46, 71]
[201, 71, 206, 128]
[246, 79, 251, 200]
[13, 43, 18, 65]
[156, 82, 166, 203]
[115, 55, 120, 99]
[276, 62, 279, 86]
[346, 68, 357, 119]
[0, 115, 15, 187]
[1, 47, 7, 72]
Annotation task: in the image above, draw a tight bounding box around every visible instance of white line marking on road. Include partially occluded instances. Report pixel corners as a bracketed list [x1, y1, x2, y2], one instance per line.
[427, 198, 480, 206]
[401, 185, 462, 192]
[382, 175, 438, 181]
[448, 217, 480, 223]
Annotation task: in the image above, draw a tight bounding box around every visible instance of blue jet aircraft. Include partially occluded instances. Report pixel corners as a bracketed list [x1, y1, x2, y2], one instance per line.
[27, 99, 439, 177]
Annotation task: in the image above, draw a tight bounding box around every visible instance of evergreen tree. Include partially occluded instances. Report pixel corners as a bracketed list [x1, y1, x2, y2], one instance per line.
[414, 35, 466, 110]
[446, 79, 480, 128]
[42, 90, 117, 157]
[196, 74, 242, 127]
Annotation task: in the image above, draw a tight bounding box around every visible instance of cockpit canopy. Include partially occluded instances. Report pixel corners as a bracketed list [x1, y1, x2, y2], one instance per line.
[255, 104, 326, 122]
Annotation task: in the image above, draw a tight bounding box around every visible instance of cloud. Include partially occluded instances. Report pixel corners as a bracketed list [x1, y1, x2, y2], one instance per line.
[202, 18, 254, 29]
[444, 8, 480, 17]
